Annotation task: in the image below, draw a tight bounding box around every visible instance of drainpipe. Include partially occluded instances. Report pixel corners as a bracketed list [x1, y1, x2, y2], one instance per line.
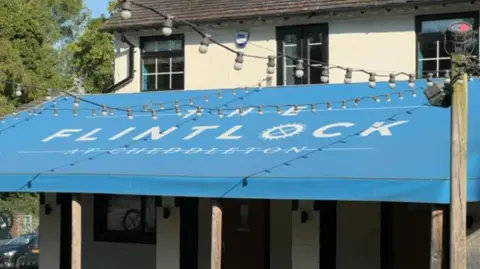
[104, 33, 135, 93]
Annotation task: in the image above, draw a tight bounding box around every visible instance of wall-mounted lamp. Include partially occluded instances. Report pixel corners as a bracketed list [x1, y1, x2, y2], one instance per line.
[163, 207, 171, 219]
[300, 211, 309, 224]
[44, 204, 52, 215]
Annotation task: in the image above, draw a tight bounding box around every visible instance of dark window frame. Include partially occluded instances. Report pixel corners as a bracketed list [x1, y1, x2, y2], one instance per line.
[93, 194, 157, 244]
[415, 12, 479, 78]
[276, 23, 329, 86]
[140, 34, 185, 91]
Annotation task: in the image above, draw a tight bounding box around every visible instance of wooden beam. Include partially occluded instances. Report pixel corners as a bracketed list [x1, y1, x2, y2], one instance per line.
[211, 200, 222, 269]
[450, 54, 468, 269]
[430, 205, 444, 269]
[71, 194, 82, 269]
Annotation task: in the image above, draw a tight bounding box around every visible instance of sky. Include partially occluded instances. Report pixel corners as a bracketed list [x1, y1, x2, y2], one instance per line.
[85, 0, 111, 18]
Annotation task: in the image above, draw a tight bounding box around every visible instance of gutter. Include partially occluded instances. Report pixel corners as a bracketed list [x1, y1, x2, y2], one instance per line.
[104, 34, 135, 93]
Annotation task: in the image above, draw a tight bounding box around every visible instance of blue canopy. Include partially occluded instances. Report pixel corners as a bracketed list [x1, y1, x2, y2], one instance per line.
[0, 80, 479, 203]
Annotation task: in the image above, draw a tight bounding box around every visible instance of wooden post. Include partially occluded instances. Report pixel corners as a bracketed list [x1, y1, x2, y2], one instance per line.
[430, 205, 444, 269]
[71, 194, 82, 269]
[450, 53, 468, 269]
[211, 200, 223, 269]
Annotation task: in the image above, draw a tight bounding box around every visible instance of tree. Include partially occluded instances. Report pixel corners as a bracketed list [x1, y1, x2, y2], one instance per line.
[67, 15, 115, 93]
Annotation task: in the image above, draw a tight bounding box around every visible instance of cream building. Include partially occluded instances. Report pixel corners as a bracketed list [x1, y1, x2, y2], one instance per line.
[36, 1, 480, 269]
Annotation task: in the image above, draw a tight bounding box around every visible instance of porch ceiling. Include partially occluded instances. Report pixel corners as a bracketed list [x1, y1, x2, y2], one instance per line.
[1, 80, 480, 203]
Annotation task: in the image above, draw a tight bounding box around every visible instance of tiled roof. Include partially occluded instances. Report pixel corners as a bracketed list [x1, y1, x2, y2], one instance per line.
[103, 0, 472, 31]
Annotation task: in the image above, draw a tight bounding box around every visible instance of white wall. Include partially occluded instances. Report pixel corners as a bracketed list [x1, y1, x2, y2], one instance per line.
[113, 5, 479, 93]
[39, 193, 61, 269]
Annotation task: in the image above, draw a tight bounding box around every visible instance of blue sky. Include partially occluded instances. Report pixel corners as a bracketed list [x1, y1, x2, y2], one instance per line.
[85, 0, 111, 18]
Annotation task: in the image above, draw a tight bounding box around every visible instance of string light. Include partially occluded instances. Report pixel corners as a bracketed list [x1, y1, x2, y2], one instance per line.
[354, 98, 360, 105]
[217, 92, 223, 99]
[92, 109, 97, 117]
[327, 102, 332, 110]
[45, 89, 52, 101]
[15, 84, 22, 97]
[427, 73, 434, 87]
[388, 73, 396, 89]
[196, 106, 202, 116]
[218, 109, 224, 118]
[386, 94, 391, 102]
[276, 106, 281, 114]
[204, 96, 209, 103]
[162, 15, 174, 36]
[368, 73, 376, 88]
[189, 98, 194, 105]
[175, 101, 179, 108]
[398, 92, 404, 100]
[109, 108, 114, 116]
[267, 56, 276, 75]
[444, 70, 451, 84]
[120, 0, 132, 19]
[151, 109, 157, 120]
[408, 74, 415, 89]
[73, 108, 78, 117]
[238, 107, 244, 117]
[373, 96, 380, 103]
[160, 104, 165, 110]
[102, 106, 108, 116]
[310, 104, 316, 113]
[320, 66, 329, 83]
[344, 68, 353, 84]
[232, 89, 236, 96]
[258, 106, 263, 115]
[341, 101, 347, 109]
[199, 34, 210, 54]
[53, 108, 59, 117]
[412, 89, 417, 97]
[175, 107, 182, 116]
[73, 97, 80, 108]
[295, 60, 304, 78]
[234, 52, 244, 71]
[127, 108, 133, 120]
[293, 105, 299, 113]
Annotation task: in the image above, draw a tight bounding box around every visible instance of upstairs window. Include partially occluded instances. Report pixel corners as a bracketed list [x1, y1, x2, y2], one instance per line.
[276, 24, 328, 86]
[416, 12, 478, 78]
[141, 35, 184, 91]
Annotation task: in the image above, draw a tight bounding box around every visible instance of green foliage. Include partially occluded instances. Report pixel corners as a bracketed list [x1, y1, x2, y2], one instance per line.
[67, 16, 115, 93]
[0, 193, 39, 217]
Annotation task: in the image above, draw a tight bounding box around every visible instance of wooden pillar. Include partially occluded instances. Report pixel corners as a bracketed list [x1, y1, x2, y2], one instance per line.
[71, 194, 82, 269]
[430, 205, 444, 269]
[211, 200, 222, 269]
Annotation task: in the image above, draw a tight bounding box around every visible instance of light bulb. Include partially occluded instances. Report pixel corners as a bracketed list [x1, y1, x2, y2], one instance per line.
[15, 84, 22, 97]
[320, 66, 329, 83]
[427, 73, 434, 87]
[368, 73, 376, 88]
[199, 34, 210, 54]
[388, 74, 396, 89]
[266, 56, 276, 75]
[295, 60, 304, 78]
[120, 0, 132, 19]
[199, 44, 208, 54]
[444, 70, 451, 84]
[234, 52, 244, 71]
[102, 106, 108, 116]
[127, 108, 133, 120]
[121, 10, 132, 19]
[408, 74, 415, 89]
[344, 68, 352, 84]
[295, 69, 304, 78]
[151, 110, 157, 120]
[162, 16, 174, 36]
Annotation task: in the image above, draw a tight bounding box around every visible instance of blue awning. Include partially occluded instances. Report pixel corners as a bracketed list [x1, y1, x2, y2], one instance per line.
[1, 80, 479, 203]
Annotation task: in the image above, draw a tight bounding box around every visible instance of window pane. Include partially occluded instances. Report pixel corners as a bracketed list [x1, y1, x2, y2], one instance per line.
[418, 39, 438, 59]
[157, 39, 183, 52]
[309, 45, 325, 63]
[419, 59, 437, 78]
[106, 195, 142, 231]
[285, 67, 298, 85]
[145, 197, 156, 233]
[439, 59, 451, 77]
[172, 57, 184, 72]
[310, 66, 323, 84]
[307, 31, 323, 44]
[422, 18, 474, 34]
[283, 34, 297, 45]
[172, 74, 184, 90]
[143, 58, 156, 74]
[284, 46, 297, 66]
[157, 74, 170, 90]
[142, 41, 156, 53]
[143, 75, 156, 91]
[157, 58, 170, 73]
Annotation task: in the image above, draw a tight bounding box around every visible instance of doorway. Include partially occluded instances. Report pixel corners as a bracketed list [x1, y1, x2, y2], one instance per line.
[221, 199, 269, 269]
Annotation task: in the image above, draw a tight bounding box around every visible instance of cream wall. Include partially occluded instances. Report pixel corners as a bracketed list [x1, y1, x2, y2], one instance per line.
[113, 6, 479, 94]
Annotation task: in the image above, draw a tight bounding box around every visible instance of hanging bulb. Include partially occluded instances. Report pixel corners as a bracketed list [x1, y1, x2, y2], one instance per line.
[327, 102, 332, 110]
[28, 110, 32, 116]
[92, 109, 97, 117]
[45, 89, 52, 100]
[427, 73, 434, 87]
[373, 96, 380, 103]
[412, 89, 417, 97]
[151, 109, 157, 120]
[218, 109, 224, 118]
[295, 60, 304, 78]
[160, 104, 165, 110]
[398, 92, 404, 100]
[457, 71, 465, 85]
[73, 97, 80, 108]
[196, 106, 202, 116]
[276, 106, 281, 114]
[293, 105, 299, 113]
[344, 68, 353, 84]
[189, 97, 194, 105]
[237, 107, 244, 117]
[386, 94, 391, 102]
[341, 101, 347, 109]
[73, 108, 78, 117]
[102, 106, 108, 116]
[15, 84, 22, 97]
[217, 92, 223, 99]
[120, 0, 132, 19]
[266, 55, 276, 75]
[162, 16, 174, 36]
[444, 70, 451, 84]
[368, 73, 376, 88]
[388, 73, 396, 89]
[232, 89, 236, 95]
[199, 34, 211, 54]
[354, 98, 360, 105]
[258, 106, 263, 115]
[175, 100, 179, 108]
[109, 108, 114, 116]
[320, 66, 329, 83]
[175, 107, 182, 116]
[53, 109, 59, 117]
[127, 108, 133, 120]
[310, 104, 316, 113]
[408, 74, 415, 89]
[244, 87, 248, 93]
[204, 96, 209, 103]
[234, 52, 244, 71]
[33, 109, 38, 116]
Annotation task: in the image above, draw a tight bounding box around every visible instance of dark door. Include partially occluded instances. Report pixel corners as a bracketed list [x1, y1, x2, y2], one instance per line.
[221, 199, 268, 269]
